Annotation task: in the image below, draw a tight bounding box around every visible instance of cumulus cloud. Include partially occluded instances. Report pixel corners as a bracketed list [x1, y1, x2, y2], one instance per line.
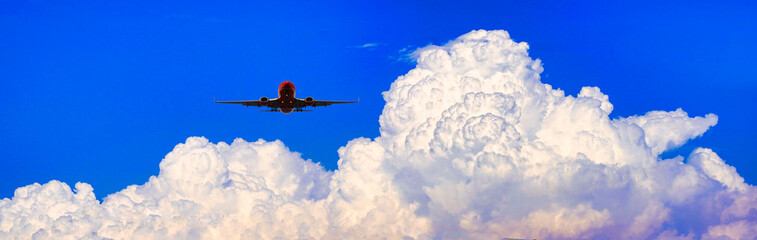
[2, 30, 755, 239]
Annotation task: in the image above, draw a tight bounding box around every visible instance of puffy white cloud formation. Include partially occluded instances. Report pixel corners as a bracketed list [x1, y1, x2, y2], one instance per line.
[1, 30, 755, 239]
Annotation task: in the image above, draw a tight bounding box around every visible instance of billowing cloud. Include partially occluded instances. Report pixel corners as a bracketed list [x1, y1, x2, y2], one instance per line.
[1, 30, 754, 239]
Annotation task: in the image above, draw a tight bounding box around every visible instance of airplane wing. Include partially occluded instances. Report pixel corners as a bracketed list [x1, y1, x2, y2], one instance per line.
[215, 98, 279, 108]
[294, 98, 358, 107]
[311, 100, 359, 107]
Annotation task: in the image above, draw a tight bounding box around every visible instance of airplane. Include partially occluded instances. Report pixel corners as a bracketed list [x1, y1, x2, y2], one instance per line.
[214, 81, 358, 114]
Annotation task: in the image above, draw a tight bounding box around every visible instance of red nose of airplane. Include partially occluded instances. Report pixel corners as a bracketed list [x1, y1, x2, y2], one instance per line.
[279, 81, 295, 91]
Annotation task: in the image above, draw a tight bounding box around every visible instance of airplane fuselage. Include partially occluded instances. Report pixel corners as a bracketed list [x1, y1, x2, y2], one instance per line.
[277, 81, 296, 113]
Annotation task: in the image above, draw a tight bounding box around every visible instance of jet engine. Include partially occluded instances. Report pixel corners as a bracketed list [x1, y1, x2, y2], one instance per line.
[304, 97, 314, 106]
[259, 97, 269, 106]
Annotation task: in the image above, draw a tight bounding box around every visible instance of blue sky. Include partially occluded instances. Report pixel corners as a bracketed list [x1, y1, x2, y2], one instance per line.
[1, 0, 755, 199]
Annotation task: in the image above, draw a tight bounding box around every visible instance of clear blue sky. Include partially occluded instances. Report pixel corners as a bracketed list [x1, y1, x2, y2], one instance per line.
[1, 0, 755, 199]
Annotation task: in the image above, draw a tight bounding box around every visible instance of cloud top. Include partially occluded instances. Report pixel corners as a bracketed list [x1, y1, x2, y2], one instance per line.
[2, 30, 754, 239]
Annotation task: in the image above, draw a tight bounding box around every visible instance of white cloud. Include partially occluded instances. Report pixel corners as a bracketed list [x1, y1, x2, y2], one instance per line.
[2, 30, 755, 239]
[352, 42, 386, 49]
